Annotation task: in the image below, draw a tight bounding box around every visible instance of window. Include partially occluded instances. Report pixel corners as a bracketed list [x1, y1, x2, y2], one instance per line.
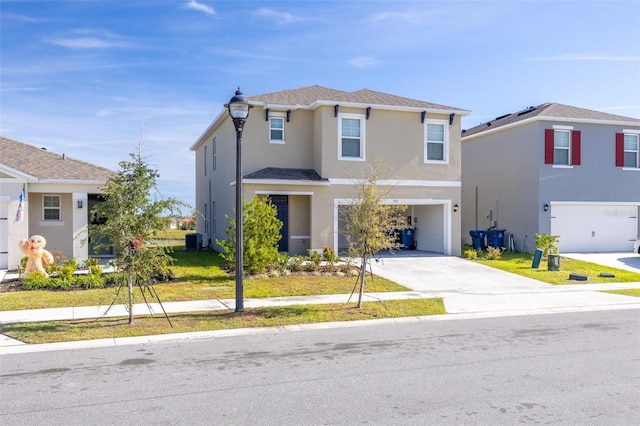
[617, 132, 639, 168]
[544, 127, 581, 166]
[424, 119, 449, 163]
[554, 130, 571, 165]
[204, 145, 207, 176]
[269, 116, 285, 143]
[338, 113, 365, 160]
[212, 137, 217, 172]
[43, 195, 60, 220]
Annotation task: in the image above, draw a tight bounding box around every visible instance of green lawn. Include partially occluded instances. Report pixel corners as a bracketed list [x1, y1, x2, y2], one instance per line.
[1, 298, 446, 344]
[0, 247, 409, 311]
[471, 250, 640, 285]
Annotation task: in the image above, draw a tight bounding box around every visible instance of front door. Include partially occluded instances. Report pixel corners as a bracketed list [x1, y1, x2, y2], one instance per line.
[88, 194, 114, 257]
[269, 195, 288, 252]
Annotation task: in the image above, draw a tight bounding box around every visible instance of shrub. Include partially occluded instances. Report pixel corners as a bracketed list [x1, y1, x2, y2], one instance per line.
[535, 233, 560, 257]
[288, 255, 304, 272]
[464, 248, 477, 260]
[22, 272, 53, 290]
[76, 274, 104, 289]
[485, 246, 505, 260]
[217, 196, 283, 275]
[322, 246, 340, 263]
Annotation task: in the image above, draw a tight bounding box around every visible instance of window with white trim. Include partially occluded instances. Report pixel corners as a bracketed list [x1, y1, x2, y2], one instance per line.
[338, 113, 365, 160]
[269, 116, 285, 143]
[424, 119, 449, 163]
[554, 130, 571, 165]
[43, 195, 61, 220]
[624, 133, 639, 168]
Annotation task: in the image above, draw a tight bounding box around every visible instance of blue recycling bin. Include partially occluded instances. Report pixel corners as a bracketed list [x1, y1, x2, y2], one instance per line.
[400, 228, 415, 250]
[469, 230, 486, 250]
[486, 229, 505, 249]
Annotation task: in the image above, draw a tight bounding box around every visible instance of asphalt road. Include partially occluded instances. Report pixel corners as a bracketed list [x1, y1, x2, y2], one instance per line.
[1, 310, 639, 425]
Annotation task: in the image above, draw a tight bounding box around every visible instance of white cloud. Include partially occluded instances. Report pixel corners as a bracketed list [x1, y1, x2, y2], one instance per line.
[254, 8, 304, 24]
[185, 0, 216, 16]
[370, 10, 425, 25]
[348, 56, 379, 68]
[527, 54, 640, 62]
[45, 29, 131, 49]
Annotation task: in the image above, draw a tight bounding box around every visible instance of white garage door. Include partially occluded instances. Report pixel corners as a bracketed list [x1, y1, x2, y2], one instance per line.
[0, 200, 8, 269]
[550, 204, 638, 252]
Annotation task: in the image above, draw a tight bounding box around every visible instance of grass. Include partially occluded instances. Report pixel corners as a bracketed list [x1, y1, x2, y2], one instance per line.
[601, 288, 640, 297]
[0, 298, 446, 344]
[0, 247, 408, 311]
[470, 249, 640, 285]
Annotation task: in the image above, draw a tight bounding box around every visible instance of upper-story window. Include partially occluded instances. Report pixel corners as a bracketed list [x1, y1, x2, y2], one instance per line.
[212, 137, 217, 172]
[269, 114, 285, 144]
[424, 119, 449, 163]
[617, 131, 639, 168]
[204, 145, 207, 176]
[545, 126, 581, 166]
[554, 130, 571, 165]
[338, 113, 365, 161]
[43, 195, 61, 220]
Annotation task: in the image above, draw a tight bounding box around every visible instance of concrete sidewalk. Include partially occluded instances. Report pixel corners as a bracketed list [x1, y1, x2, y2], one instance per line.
[1, 254, 640, 349]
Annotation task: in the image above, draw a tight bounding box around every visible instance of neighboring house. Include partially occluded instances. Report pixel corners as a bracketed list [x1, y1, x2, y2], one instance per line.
[461, 103, 640, 253]
[0, 137, 114, 270]
[191, 85, 469, 256]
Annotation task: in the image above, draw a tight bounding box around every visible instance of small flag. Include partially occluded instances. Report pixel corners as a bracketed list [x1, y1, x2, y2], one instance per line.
[14, 188, 24, 224]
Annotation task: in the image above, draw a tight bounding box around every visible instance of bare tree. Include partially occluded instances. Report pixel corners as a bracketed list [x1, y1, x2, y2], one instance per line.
[341, 161, 409, 308]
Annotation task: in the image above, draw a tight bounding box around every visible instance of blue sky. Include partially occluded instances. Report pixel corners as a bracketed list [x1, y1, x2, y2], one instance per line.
[2, 0, 639, 210]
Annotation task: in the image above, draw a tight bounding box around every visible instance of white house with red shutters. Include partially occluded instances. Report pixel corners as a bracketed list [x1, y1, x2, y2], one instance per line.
[460, 103, 640, 253]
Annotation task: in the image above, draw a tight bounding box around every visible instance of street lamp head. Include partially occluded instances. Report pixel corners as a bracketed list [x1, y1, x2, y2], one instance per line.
[225, 87, 253, 120]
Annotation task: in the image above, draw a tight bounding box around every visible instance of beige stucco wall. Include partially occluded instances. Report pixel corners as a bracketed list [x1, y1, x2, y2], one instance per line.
[194, 103, 463, 256]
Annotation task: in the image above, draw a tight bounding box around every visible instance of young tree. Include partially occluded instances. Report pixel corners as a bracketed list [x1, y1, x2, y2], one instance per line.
[90, 146, 185, 324]
[217, 196, 282, 275]
[342, 162, 409, 308]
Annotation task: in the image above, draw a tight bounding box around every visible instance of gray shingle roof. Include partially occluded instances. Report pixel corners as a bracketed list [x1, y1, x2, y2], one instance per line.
[248, 85, 466, 111]
[0, 136, 114, 181]
[462, 103, 640, 137]
[244, 167, 326, 181]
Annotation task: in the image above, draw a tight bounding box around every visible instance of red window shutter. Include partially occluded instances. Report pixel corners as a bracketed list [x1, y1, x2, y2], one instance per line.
[615, 133, 624, 167]
[544, 129, 554, 164]
[571, 130, 581, 165]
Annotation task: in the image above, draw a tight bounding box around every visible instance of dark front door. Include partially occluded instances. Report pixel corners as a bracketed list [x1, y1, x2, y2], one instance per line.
[269, 195, 288, 252]
[88, 194, 114, 257]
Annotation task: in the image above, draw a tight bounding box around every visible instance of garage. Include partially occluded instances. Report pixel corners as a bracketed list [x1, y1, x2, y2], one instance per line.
[550, 204, 638, 252]
[336, 201, 451, 255]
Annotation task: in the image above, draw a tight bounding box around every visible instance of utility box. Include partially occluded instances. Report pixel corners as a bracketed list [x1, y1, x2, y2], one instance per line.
[185, 233, 202, 250]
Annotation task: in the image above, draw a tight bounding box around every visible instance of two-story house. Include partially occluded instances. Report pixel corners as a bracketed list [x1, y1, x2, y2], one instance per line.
[461, 103, 640, 253]
[0, 136, 114, 270]
[191, 85, 469, 256]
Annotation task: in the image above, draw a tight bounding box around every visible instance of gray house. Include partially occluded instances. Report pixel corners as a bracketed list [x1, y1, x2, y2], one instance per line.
[461, 103, 640, 253]
[191, 85, 469, 256]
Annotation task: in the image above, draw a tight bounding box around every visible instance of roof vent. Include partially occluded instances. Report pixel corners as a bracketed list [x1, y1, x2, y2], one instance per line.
[41, 147, 47, 151]
[495, 114, 510, 121]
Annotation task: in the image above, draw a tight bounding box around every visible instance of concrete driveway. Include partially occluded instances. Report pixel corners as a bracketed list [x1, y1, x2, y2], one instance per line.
[561, 252, 640, 273]
[368, 251, 640, 316]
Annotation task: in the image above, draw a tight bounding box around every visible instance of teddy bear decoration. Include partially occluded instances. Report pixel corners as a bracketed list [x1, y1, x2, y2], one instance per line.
[19, 235, 54, 278]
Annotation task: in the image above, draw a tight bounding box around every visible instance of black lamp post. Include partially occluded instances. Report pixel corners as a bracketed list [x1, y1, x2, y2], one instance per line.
[225, 87, 253, 312]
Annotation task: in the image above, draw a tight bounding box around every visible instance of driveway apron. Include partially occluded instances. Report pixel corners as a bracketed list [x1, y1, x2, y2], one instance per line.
[368, 252, 640, 315]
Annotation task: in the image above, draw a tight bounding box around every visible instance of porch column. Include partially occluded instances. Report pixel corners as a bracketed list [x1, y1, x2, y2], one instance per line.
[72, 192, 89, 262]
